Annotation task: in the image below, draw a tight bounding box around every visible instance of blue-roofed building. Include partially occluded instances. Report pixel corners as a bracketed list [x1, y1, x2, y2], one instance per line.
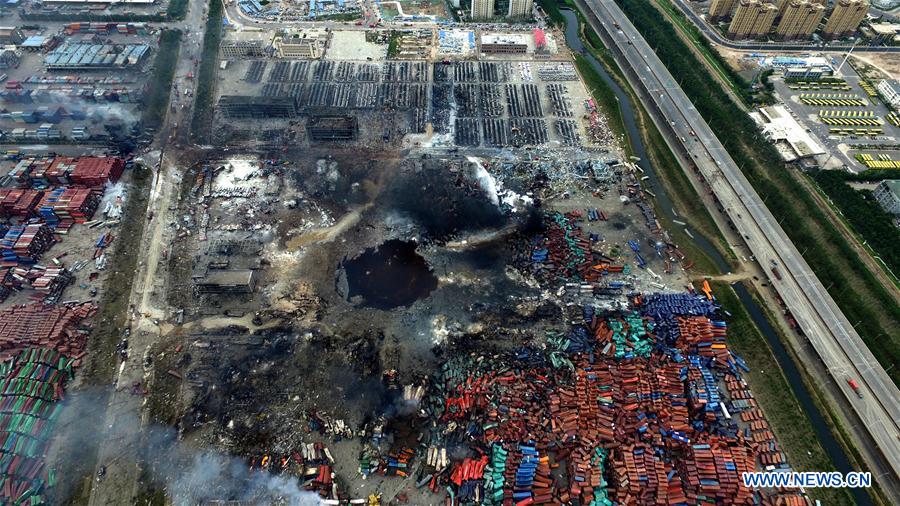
[45, 42, 150, 70]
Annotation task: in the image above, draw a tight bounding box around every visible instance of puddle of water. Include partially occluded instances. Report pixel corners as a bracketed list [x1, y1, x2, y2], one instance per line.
[340, 240, 438, 310]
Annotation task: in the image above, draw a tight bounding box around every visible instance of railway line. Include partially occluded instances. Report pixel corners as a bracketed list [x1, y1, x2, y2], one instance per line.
[576, 0, 900, 492]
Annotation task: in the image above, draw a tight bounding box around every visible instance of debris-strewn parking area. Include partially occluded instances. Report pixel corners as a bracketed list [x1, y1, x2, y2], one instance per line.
[212, 29, 600, 149]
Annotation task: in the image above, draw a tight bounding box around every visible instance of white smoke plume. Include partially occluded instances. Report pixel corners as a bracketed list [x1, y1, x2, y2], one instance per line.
[467, 156, 533, 212]
[51, 389, 325, 505]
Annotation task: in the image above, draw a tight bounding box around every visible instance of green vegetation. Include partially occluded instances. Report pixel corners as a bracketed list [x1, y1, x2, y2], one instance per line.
[382, 5, 401, 19]
[812, 171, 900, 277]
[614, 0, 900, 385]
[166, 0, 189, 20]
[387, 31, 402, 58]
[842, 169, 900, 181]
[711, 282, 852, 505]
[537, 0, 566, 25]
[142, 30, 182, 132]
[315, 11, 362, 21]
[191, 0, 224, 143]
[651, 0, 753, 105]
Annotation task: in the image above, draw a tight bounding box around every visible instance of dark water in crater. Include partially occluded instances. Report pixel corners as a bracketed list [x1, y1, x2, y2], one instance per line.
[341, 240, 439, 310]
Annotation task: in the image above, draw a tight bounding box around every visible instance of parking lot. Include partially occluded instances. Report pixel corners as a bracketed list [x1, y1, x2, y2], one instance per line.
[0, 22, 161, 146]
[770, 64, 900, 172]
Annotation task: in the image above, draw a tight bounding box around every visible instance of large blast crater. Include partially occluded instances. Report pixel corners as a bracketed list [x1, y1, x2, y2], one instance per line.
[339, 239, 438, 310]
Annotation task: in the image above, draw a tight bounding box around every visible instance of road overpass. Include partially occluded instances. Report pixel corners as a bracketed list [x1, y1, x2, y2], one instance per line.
[576, 0, 900, 493]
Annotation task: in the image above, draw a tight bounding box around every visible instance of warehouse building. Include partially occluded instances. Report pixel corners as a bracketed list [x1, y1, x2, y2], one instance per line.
[480, 33, 529, 54]
[194, 269, 257, 294]
[220, 33, 270, 60]
[876, 79, 900, 109]
[307, 116, 357, 141]
[271, 29, 328, 59]
[44, 43, 150, 70]
[861, 22, 900, 44]
[783, 65, 828, 79]
[750, 104, 825, 162]
[217, 96, 300, 119]
[873, 180, 900, 215]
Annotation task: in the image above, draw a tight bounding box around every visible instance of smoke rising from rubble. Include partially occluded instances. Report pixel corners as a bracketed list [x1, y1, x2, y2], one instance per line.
[467, 157, 534, 213]
[47, 93, 141, 129]
[168, 451, 324, 505]
[54, 389, 324, 505]
[87, 103, 140, 127]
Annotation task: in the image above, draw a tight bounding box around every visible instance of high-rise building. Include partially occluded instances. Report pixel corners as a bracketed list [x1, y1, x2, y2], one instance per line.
[728, 0, 778, 39]
[507, 0, 532, 17]
[822, 0, 869, 38]
[773, 0, 823, 16]
[470, 0, 495, 20]
[775, 0, 825, 39]
[709, 0, 739, 20]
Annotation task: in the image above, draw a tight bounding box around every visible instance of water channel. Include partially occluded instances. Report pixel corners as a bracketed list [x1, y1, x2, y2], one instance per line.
[559, 8, 869, 504]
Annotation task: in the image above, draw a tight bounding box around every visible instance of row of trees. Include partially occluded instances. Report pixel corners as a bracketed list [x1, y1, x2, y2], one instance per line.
[813, 171, 900, 275]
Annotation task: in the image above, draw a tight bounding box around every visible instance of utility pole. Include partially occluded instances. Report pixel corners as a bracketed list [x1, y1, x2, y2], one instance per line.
[835, 42, 857, 75]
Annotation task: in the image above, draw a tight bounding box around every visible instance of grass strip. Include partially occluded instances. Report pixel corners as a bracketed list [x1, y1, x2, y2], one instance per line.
[142, 30, 182, 133]
[191, 0, 224, 142]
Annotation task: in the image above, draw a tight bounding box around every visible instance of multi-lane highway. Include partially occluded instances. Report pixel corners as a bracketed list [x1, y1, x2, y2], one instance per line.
[575, 0, 900, 492]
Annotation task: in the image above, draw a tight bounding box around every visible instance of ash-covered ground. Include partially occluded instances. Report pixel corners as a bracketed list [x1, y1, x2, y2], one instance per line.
[125, 143, 696, 504]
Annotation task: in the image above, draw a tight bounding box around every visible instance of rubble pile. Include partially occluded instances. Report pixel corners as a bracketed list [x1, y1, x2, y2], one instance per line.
[517, 211, 624, 284]
[410, 292, 790, 504]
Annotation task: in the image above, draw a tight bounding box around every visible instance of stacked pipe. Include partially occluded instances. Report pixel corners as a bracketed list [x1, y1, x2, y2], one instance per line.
[37, 187, 102, 230]
[69, 157, 124, 187]
[0, 347, 75, 505]
[0, 189, 44, 219]
[0, 303, 95, 362]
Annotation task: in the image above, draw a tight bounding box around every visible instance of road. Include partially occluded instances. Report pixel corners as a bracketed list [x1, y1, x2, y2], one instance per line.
[669, 0, 900, 53]
[577, 0, 900, 494]
[86, 0, 207, 503]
